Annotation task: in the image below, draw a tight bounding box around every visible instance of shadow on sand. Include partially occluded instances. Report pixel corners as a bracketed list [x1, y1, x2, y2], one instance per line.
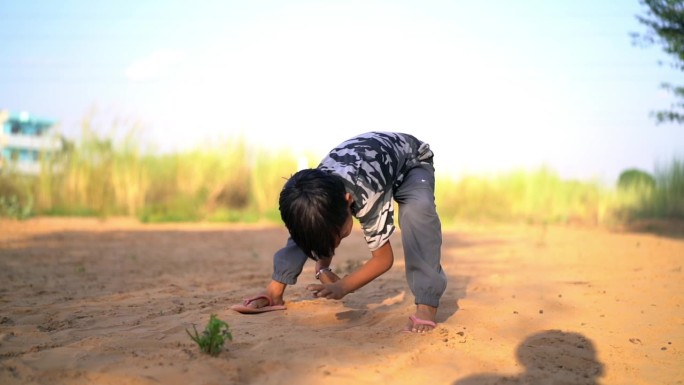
[453, 330, 604, 385]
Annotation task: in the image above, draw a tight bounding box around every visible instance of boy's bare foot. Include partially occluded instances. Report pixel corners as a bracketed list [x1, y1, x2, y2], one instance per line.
[405, 304, 438, 333]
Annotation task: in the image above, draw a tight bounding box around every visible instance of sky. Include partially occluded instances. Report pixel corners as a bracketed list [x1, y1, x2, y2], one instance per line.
[1, 0, 682, 183]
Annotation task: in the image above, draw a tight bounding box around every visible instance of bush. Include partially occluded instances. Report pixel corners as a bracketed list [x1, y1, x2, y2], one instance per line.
[617, 169, 656, 191]
[0, 175, 34, 219]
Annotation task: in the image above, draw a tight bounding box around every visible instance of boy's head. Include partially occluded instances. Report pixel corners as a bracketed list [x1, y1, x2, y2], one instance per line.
[279, 168, 353, 260]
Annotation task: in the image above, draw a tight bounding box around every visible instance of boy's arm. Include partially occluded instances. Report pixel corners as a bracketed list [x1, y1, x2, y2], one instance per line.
[306, 241, 394, 300]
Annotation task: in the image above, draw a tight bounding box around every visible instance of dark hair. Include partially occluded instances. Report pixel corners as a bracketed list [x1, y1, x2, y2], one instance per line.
[279, 168, 349, 260]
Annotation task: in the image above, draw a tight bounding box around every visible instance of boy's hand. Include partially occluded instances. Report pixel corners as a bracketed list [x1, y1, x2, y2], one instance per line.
[307, 242, 394, 301]
[306, 282, 347, 300]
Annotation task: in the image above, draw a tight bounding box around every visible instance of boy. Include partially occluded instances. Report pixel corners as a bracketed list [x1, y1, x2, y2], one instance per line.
[231, 131, 447, 333]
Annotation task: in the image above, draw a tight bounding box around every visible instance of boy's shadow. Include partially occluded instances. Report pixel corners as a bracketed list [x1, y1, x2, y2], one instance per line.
[453, 330, 605, 385]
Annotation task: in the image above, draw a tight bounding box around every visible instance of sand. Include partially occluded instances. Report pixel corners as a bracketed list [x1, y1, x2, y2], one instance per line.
[0, 217, 682, 385]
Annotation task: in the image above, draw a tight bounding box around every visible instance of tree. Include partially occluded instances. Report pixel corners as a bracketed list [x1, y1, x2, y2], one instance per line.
[633, 0, 684, 124]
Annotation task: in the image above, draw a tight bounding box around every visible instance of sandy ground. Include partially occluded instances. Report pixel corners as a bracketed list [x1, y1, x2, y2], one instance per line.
[0, 217, 682, 385]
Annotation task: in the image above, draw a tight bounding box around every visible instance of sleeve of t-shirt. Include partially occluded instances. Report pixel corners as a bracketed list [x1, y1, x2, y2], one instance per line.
[357, 190, 395, 251]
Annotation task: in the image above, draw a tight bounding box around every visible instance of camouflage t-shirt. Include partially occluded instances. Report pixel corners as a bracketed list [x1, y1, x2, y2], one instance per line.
[317, 131, 434, 251]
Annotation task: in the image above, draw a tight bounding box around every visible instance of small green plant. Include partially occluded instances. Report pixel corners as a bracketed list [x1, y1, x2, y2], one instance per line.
[186, 314, 233, 356]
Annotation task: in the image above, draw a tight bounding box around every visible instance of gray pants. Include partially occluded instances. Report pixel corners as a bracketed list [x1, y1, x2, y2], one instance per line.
[272, 164, 447, 308]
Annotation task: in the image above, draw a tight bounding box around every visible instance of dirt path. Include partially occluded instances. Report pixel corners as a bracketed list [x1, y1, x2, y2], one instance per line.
[0, 217, 682, 384]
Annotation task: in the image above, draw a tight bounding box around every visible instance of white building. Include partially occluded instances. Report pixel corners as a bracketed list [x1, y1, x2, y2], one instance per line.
[0, 110, 62, 175]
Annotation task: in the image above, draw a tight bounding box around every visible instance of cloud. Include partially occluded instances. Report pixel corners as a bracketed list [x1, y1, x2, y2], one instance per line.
[125, 49, 185, 82]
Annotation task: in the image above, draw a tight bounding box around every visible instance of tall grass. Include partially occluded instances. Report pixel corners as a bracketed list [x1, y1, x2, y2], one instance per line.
[435, 168, 602, 225]
[140, 140, 255, 223]
[25, 118, 302, 222]
[653, 159, 684, 218]
[1, 119, 683, 227]
[33, 120, 147, 217]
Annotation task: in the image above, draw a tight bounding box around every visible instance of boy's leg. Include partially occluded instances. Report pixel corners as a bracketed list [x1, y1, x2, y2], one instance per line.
[394, 165, 447, 329]
[272, 237, 308, 285]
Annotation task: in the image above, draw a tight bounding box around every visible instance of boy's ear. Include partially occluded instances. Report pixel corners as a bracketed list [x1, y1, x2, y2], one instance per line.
[345, 192, 353, 203]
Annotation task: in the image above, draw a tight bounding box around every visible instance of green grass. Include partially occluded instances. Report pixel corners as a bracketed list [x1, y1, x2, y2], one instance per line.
[1, 118, 683, 227]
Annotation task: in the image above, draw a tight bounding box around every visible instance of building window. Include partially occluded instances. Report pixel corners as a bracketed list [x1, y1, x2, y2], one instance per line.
[11, 122, 20, 134]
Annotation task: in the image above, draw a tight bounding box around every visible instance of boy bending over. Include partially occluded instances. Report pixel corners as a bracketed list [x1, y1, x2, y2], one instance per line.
[231, 131, 447, 333]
